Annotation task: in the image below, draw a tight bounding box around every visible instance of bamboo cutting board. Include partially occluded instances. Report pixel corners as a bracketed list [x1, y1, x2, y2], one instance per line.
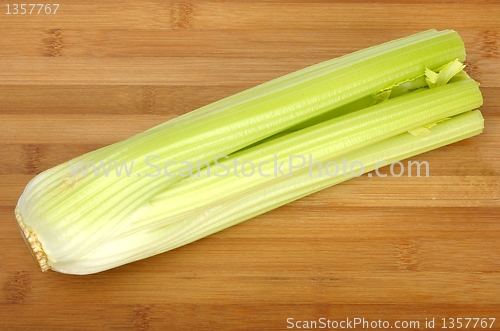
[1, 1, 499, 330]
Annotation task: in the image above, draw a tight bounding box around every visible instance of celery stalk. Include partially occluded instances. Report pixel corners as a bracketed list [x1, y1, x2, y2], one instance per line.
[14, 30, 482, 275]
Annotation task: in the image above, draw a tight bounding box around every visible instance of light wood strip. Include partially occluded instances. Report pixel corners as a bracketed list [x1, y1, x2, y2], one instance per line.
[0, 85, 247, 115]
[0, 28, 496, 59]
[0, 56, 310, 86]
[1, 2, 499, 30]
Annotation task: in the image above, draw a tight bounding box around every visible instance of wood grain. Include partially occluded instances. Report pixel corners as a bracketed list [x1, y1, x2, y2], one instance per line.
[1, 0, 499, 330]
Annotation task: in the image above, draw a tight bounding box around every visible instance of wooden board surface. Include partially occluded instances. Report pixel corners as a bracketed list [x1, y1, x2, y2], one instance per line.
[1, 1, 499, 330]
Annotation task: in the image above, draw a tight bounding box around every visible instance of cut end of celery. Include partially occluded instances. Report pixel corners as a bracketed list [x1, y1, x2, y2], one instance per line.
[15, 208, 51, 272]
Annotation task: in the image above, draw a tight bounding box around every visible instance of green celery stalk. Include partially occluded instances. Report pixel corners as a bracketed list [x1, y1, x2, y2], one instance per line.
[56, 110, 483, 274]
[14, 30, 480, 274]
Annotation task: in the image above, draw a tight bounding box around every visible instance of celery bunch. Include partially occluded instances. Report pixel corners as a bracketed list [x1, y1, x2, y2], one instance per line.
[15, 29, 484, 274]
